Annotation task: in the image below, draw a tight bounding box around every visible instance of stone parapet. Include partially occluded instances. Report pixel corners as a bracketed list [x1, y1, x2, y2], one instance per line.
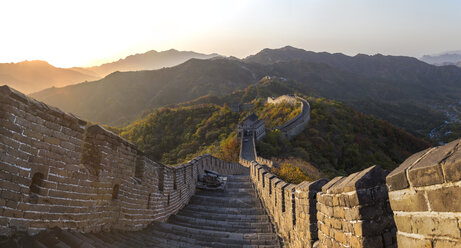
[386, 139, 461, 247]
[317, 165, 396, 248]
[0, 85, 247, 237]
[272, 96, 311, 140]
[249, 161, 328, 247]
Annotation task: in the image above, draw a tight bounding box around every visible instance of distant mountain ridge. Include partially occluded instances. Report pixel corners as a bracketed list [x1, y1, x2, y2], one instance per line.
[0, 49, 220, 94]
[31, 58, 266, 125]
[245, 46, 461, 89]
[29, 46, 461, 142]
[77, 49, 220, 77]
[420, 51, 461, 66]
[0, 60, 99, 94]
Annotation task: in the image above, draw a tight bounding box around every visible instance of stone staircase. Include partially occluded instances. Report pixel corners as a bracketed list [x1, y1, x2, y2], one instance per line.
[2, 174, 280, 248]
[156, 174, 280, 247]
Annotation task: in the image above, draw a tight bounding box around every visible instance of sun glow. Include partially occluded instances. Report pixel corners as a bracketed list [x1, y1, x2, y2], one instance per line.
[1, 0, 460, 68]
[0, 0, 251, 67]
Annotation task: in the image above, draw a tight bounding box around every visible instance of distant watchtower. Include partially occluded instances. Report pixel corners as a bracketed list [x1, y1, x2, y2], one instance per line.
[237, 113, 266, 140]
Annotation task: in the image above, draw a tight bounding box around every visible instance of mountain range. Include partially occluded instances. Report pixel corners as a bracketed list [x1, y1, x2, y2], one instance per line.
[420, 51, 461, 66]
[0, 50, 219, 94]
[1, 45, 456, 143]
[0, 60, 99, 94]
[76, 49, 219, 77]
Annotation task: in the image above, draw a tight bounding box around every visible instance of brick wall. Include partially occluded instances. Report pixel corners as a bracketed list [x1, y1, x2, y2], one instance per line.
[269, 96, 311, 140]
[241, 100, 461, 248]
[248, 160, 327, 247]
[386, 138, 461, 247]
[267, 95, 298, 105]
[317, 165, 396, 248]
[0, 85, 247, 237]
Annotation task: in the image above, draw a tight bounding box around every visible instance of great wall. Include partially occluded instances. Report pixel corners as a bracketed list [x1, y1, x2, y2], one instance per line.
[267, 95, 310, 140]
[1, 85, 461, 247]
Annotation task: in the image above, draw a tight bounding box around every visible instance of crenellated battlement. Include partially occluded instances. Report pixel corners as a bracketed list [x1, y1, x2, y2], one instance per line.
[239, 102, 461, 247]
[2, 85, 461, 247]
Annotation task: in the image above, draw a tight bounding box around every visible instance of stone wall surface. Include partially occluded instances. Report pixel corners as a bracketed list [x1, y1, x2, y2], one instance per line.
[317, 165, 396, 248]
[244, 158, 327, 248]
[3, 83, 461, 248]
[267, 95, 298, 105]
[386, 138, 461, 248]
[244, 92, 461, 248]
[0, 85, 247, 237]
[270, 96, 310, 140]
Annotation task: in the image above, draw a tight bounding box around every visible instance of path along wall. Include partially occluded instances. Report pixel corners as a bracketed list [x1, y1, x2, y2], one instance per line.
[248, 160, 327, 247]
[386, 138, 461, 247]
[244, 152, 395, 248]
[245, 133, 461, 247]
[270, 96, 310, 140]
[240, 102, 394, 247]
[0, 85, 247, 237]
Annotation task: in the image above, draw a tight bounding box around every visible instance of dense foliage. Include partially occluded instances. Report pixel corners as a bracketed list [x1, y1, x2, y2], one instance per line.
[118, 104, 240, 164]
[31, 48, 461, 144]
[270, 163, 311, 184]
[257, 97, 431, 178]
[117, 91, 432, 183]
[116, 97, 301, 165]
[253, 99, 301, 128]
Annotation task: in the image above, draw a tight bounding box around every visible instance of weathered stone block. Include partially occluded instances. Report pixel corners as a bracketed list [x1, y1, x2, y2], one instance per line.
[386, 149, 431, 191]
[44, 136, 61, 146]
[322, 176, 344, 194]
[396, 233, 431, 248]
[334, 229, 348, 244]
[393, 214, 412, 233]
[441, 143, 461, 182]
[426, 186, 461, 212]
[388, 189, 428, 212]
[433, 239, 461, 248]
[412, 215, 460, 238]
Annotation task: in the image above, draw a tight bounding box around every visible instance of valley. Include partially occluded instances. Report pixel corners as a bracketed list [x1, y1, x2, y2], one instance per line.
[26, 47, 461, 144]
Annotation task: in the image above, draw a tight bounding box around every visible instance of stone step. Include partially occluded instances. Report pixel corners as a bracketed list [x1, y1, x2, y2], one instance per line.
[149, 226, 243, 248]
[197, 188, 256, 195]
[83, 233, 120, 247]
[183, 204, 267, 215]
[226, 176, 251, 182]
[189, 195, 260, 207]
[226, 181, 253, 188]
[194, 192, 258, 199]
[176, 208, 270, 222]
[168, 215, 273, 233]
[150, 222, 280, 247]
[148, 236, 203, 248]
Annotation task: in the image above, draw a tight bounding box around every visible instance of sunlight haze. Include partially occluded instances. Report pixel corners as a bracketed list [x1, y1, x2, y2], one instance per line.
[1, 0, 460, 67]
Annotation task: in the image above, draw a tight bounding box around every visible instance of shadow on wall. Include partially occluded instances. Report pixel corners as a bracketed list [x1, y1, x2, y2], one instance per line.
[239, 102, 398, 247]
[316, 165, 396, 248]
[0, 85, 248, 237]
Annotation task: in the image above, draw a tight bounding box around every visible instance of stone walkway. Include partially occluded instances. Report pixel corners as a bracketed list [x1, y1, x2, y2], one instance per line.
[3, 174, 280, 248]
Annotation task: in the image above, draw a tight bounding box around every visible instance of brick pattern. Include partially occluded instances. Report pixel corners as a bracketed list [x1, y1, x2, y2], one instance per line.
[0, 85, 247, 237]
[316, 166, 396, 248]
[241, 98, 461, 248]
[386, 139, 461, 247]
[243, 149, 396, 248]
[246, 159, 327, 248]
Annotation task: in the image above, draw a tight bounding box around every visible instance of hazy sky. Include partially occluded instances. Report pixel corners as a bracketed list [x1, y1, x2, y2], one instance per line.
[1, 0, 460, 67]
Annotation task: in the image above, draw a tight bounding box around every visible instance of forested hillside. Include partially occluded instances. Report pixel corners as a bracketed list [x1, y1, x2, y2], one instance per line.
[117, 104, 241, 164]
[31, 46, 461, 143]
[115, 91, 430, 182]
[256, 97, 431, 178]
